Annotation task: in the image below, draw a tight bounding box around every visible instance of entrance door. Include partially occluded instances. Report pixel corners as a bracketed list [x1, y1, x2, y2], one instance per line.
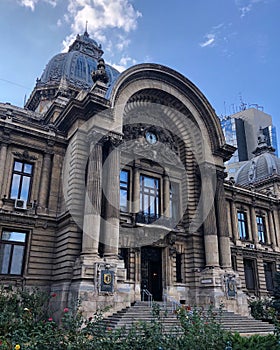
[141, 246, 162, 301]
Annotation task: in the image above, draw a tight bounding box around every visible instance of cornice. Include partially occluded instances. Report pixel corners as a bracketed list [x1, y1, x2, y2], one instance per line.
[54, 91, 110, 133]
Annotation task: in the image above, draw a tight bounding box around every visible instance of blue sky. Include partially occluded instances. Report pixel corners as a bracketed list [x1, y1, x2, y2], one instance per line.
[0, 0, 279, 136]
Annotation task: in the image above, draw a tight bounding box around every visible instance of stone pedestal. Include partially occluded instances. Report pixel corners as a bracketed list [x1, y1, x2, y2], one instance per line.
[198, 267, 249, 316]
[68, 257, 132, 318]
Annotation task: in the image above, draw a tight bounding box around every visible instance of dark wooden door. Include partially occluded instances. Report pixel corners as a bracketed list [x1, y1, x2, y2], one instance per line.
[141, 246, 162, 301]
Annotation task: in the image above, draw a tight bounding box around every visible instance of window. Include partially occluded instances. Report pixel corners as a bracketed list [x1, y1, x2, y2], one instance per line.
[170, 182, 179, 220]
[237, 211, 249, 240]
[10, 161, 33, 201]
[119, 165, 181, 226]
[120, 248, 130, 280]
[256, 215, 266, 244]
[0, 230, 27, 275]
[231, 255, 237, 271]
[264, 262, 274, 292]
[176, 252, 183, 283]
[139, 175, 160, 222]
[244, 258, 257, 291]
[120, 170, 129, 212]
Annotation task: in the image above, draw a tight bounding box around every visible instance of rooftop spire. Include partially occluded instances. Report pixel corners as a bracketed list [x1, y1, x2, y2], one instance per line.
[84, 21, 89, 37]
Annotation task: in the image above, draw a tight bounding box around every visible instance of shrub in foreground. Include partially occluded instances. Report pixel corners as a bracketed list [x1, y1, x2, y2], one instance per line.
[0, 287, 280, 349]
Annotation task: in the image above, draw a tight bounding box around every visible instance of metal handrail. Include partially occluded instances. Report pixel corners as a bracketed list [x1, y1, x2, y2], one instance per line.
[141, 288, 153, 307]
[163, 293, 181, 312]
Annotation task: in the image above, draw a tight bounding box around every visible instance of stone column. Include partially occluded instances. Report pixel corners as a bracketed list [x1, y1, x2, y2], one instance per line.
[202, 164, 220, 268]
[163, 172, 170, 218]
[273, 208, 280, 247]
[0, 142, 8, 195]
[250, 204, 259, 245]
[215, 171, 232, 269]
[230, 199, 239, 243]
[102, 133, 122, 258]
[268, 208, 276, 248]
[132, 161, 140, 215]
[83, 135, 103, 256]
[39, 152, 52, 208]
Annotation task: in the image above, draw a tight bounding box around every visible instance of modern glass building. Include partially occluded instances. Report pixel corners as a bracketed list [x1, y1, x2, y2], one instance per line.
[220, 108, 279, 177]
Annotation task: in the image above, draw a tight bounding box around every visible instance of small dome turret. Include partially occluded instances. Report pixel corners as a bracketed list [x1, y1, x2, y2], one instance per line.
[235, 129, 280, 186]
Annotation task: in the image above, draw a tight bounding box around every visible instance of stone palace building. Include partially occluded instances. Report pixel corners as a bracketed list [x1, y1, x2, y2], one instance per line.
[1, 31, 280, 316]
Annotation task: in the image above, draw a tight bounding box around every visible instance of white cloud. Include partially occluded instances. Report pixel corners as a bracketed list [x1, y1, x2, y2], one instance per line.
[65, 0, 142, 35]
[110, 63, 126, 72]
[199, 22, 236, 51]
[235, 0, 270, 18]
[108, 55, 138, 72]
[110, 54, 151, 71]
[119, 56, 137, 66]
[18, 0, 38, 11]
[18, 0, 57, 10]
[116, 35, 131, 51]
[18, 0, 142, 68]
[240, 4, 252, 17]
[46, 0, 58, 7]
[200, 34, 215, 48]
[62, 0, 142, 61]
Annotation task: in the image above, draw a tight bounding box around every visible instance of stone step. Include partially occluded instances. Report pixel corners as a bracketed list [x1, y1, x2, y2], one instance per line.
[103, 301, 275, 336]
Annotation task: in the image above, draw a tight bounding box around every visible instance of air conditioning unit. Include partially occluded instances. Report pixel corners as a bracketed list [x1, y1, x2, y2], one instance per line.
[14, 199, 27, 210]
[246, 243, 255, 249]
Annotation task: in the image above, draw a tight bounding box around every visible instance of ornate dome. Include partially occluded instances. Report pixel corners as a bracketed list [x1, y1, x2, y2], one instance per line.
[25, 31, 120, 112]
[235, 132, 280, 186]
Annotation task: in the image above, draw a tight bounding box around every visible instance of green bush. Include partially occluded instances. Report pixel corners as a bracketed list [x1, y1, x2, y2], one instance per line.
[0, 287, 280, 349]
[248, 297, 275, 321]
[228, 333, 280, 350]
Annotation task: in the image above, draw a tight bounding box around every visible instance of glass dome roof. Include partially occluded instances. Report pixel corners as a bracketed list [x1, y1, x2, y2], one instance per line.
[37, 31, 119, 90]
[25, 31, 120, 112]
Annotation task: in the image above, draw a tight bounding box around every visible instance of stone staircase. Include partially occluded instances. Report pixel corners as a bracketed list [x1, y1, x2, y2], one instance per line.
[103, 301, 275, 336]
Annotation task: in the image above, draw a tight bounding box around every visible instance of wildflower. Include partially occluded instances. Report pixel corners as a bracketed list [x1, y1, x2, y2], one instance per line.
[23, 307, 29, 311]
[48, 317, 53, 322]
[51, 293, 57, 298]
[63, 307, 69, 313]
[15, 345, 21, 350]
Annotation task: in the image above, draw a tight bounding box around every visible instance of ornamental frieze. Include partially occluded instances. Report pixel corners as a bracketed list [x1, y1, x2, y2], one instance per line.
[12, 150, 38, 161]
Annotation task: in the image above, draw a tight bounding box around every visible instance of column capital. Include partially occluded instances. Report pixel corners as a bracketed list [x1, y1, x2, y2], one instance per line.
[104, 131, 123, 147]
[216, 169, 227, 181]
[199, 161, 216, 173]
[0, 140, 10, 147]
[87, 130, 105, 146]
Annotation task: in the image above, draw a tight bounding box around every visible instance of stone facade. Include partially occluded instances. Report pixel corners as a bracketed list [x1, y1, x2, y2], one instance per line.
[0, 32, 280, 318]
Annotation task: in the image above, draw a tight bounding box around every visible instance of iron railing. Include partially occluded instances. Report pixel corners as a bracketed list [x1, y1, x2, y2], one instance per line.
[141, 288, 153, 307]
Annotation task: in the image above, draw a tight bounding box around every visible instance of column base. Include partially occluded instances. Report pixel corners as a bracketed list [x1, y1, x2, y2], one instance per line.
[198, 267, 249, 316]
[68, 257, 132, 318]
